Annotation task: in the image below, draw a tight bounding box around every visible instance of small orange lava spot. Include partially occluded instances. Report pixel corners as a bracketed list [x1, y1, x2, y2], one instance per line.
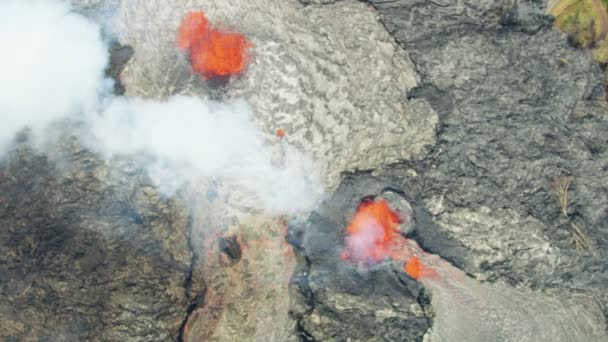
[276, 128, 286, 138]
[405, 256, 423, 280]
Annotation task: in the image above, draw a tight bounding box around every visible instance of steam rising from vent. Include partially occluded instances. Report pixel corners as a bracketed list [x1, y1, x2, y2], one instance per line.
[342, 198, 432, 279]
[0, 0, 322, 214]
[341, 198, 402, 263]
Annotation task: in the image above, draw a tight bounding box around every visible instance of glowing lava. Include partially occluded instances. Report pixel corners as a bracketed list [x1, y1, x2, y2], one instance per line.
[342, 198, 431, 280]
[177, 12, 209, 51]
[177, 11, 251, 80]
[341, 198, 402, 262]
[404, 256, 423, 279]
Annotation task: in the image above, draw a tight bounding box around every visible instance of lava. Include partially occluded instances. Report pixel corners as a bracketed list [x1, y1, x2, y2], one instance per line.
[404, 256, 423, 279]
[177, 11, 251, 81]
[341, 198, 402, 262]
[342, 198, 432, 280]
[177, 12, 209, 51]
[339, 200, 606, 341]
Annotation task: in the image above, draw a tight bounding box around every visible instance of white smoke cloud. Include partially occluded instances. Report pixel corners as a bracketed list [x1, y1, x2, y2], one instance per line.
[0, 0, 323, 214]
[90, 96, 323, 213]
[0, 0, 109, 153]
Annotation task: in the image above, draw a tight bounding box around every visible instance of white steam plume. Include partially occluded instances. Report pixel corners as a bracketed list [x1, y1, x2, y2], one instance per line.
[0, 0, 323, 214]
[0, 0, 109, 153]
[90, 96, 322, 213]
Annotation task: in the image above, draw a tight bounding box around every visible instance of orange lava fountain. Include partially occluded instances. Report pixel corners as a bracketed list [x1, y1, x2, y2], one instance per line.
[341, 198, 431, 280]
[177, 11, 252, 80]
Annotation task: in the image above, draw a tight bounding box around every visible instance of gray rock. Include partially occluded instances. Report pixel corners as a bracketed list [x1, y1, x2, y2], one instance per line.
[378, 190, 415, 235]
[113, 0, 437, 190]
[298, 0, 340, 5]
[366, 0, 608, 324]
[429, 206, 558, 285]
[106, 42, 134, 95]
[293, 173, 606, 341]
[0, 134, 193, 341]
[289, 174, 440, 341]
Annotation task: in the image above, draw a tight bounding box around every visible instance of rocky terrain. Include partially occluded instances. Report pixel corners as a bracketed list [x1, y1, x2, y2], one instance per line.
[367, 0, 608, 306]
[1, 0, 607, 341]
[0, 134, 191, 340]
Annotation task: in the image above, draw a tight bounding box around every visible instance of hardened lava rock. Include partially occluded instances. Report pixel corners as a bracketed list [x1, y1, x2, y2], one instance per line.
[0, 135, 192, 341]
[106, 41, 134, 95]
[292, 173, 607, 341]
[112, 0, 438, 191]
[426, 275, 607, 342]
[289, 174, 438, 341]
[366, 0, 608, 321]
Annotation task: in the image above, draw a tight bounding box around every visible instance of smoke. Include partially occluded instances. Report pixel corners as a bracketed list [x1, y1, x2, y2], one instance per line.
[342, 199, 402, 263]
[0, 0, 109, 153]
[0, 0, 323, 214]
[90, 96, 322, 212]
[341, 198, 431, 279]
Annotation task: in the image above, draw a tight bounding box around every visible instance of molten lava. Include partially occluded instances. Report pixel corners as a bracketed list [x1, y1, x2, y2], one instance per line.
[405, 256, 423, 279]
[177, 12, 209, 51]
[177, 11, 251, 80]
[342, 198, 432, 280]
[342, 198, 402, 262]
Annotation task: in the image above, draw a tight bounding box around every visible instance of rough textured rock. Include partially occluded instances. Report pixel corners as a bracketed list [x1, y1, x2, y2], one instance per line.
[429, 206, 559, 284]
[4, 0, 608, 341]
[106, 41, 134, 95]
[182, 189, 299, 342]
[293, 172, 606, 341]
[114, 0, 437, 190]
[107, 1, 439, 340]
[366, 0, 608, 322]
[289, 174, 433, 341]
[425, 264, 607, 342]
[0, 134, 192, 341]
[299, 0, 340, 5]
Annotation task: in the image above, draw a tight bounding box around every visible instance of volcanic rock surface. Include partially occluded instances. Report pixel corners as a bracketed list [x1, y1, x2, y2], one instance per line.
[2, 0, 608, 341]
[0, 134, 191, 341]
[181, 187, 299, 342]
[288, 174, 433, 341]
[112, 0, 437, 190]
[291, 173, 606, 341]
[364, 0, 608, 312]
[106, 1, 439, 340]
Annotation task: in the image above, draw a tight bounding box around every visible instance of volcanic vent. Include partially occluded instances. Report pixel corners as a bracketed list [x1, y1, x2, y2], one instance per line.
[1, 0, 608, 340]
[177, 11, 251, 83]
[290, 174, 607, 341]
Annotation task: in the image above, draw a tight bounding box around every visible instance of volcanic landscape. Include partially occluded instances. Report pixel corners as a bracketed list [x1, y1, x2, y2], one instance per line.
[1, 0, 608, 341]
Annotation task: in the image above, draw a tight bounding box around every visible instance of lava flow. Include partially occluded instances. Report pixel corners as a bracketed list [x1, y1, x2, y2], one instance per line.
[177, 11, 252, 81]
[340, 198, 608, 341]
[341, 198, 430, 280]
